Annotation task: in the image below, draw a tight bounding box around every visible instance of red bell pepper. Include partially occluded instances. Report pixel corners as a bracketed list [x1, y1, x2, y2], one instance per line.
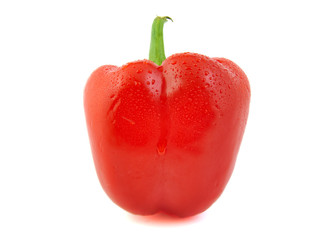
[84, 16, 250, 217]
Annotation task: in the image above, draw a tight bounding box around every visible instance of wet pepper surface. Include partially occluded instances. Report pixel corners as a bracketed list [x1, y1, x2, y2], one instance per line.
[84, 17, 250, 217]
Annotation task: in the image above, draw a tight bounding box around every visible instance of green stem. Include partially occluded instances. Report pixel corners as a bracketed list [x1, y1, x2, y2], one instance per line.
[149, 16, 172, 65]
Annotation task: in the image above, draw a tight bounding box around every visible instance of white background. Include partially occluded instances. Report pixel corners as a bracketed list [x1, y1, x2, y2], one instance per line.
[1, 0, 328, 239]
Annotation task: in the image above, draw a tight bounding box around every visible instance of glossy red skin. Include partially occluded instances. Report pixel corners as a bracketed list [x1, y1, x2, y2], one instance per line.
[84, 52, 250, 217]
